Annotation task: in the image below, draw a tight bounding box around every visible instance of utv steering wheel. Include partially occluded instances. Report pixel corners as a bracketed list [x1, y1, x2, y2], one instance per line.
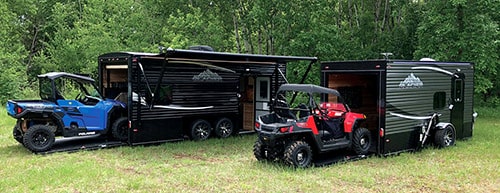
[77, 93, 101, 104]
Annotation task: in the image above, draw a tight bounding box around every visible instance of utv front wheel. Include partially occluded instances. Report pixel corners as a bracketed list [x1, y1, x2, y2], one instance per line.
[352, 127, 371, 155]
[284, 141, 312, 168]
[190, 119, 211, 141]
[23, 125, 55, 152]
[13, 125, 23, 144]
[434, 125, 456, 148]
[112, 117, 129, 141]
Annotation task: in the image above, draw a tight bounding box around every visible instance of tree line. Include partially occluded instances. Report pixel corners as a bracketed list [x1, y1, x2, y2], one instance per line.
[0, 0, 498, 106]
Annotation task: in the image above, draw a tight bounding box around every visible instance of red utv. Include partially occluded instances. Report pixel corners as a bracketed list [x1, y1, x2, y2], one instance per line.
[253, 84, 373, 167]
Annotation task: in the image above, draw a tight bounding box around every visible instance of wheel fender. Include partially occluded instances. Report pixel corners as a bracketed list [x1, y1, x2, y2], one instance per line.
[435, 122, 455, 132]
[344, 112, 366, 133]
[290, 132, 319, 153]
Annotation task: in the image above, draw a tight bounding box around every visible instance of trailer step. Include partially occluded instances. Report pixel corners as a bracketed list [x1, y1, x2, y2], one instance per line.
[37, 135, 127, 155]
[313, 150, 371, 167]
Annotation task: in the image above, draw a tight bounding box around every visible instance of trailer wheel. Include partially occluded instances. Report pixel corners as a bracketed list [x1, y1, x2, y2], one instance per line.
[13, 125, 23, 144]
[23, 125, 55, 152]
[284, 141, 312, 168]
[434, 125, 456, 148]
[112, 117, 128, 141]
[190, 119, 211, 141]
[214, 118, 233, 138]
[352, 127, 371, 155]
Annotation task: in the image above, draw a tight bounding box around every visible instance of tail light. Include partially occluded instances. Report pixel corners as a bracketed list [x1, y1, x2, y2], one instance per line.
[379, 128, 384, 137]
[15, 106, 23, 114]
[255, 122, 261, 129]
[279, 126, 294, 133]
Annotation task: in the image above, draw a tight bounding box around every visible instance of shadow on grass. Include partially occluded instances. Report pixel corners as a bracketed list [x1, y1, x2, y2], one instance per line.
[0, 143, 32, 156]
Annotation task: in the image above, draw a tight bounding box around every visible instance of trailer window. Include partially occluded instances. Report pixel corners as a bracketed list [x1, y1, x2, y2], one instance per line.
[433, 92, 446, 110]
[258, 80, 269, 100]
[155, 85, 172, 105]
[453, 79, 464, 102]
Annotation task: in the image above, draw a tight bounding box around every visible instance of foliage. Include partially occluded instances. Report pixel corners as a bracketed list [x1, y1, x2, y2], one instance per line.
[415, 0, 499, 98]
[0, 1, 29, 102]
[0, 0, 498, 105]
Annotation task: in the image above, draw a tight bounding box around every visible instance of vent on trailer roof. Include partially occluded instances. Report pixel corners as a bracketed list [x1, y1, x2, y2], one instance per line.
[188, 45, 214, 52]
[419, 58, 436, 61]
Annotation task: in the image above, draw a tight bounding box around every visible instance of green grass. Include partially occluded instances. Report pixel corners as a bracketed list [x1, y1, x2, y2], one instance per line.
[0, 107, 498, 192]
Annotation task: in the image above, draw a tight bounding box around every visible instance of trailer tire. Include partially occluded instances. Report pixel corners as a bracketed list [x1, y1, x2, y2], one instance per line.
[284, 141, 312, 168]
[214, 118, 233, 138]
[190, 119, 211, 141]
[13, 125, 23, 144]
[112, 117, 128, 141]
[352, 127, 371, 155]
[434, 125, 455, 148]
[23, 125, 55, 152]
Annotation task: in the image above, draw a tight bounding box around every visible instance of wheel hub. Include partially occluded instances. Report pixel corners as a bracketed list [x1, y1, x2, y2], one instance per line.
[360, 138, 366, 146]
[297, 152, 304, 162]
[34, 133, 47, 145]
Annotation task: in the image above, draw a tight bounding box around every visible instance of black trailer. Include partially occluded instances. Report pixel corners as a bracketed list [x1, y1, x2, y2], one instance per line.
[321, 59, 476, 155]
[98, 48, 317, 145]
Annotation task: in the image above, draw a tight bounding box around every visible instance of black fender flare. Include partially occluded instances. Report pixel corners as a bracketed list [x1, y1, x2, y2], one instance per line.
[349, 118, 367, 130]
[19, 111, 65, 132]
[287, 131, 321, 153]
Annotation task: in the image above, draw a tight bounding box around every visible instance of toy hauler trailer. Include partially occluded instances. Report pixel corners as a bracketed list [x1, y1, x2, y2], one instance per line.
[320, 59, 476, 155]
[98, 48, 317, 145]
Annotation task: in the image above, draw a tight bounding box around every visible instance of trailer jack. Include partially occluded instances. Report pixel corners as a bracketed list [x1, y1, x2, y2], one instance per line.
[420, 113, 439, 148]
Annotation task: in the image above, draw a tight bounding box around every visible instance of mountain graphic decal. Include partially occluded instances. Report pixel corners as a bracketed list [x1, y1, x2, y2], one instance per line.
[399, 73, 423, 88]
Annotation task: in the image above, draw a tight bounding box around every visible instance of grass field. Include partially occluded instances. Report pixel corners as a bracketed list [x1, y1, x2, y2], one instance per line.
[0, 107, 498, 192]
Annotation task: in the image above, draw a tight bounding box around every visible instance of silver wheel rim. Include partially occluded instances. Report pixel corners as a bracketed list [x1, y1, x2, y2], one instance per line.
[217, 120, 232, 137]
[195, 123, 210, 139]
[444, 129, 454, 146]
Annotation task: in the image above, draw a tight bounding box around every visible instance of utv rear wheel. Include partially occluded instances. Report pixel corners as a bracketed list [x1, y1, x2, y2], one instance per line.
[190, 119, 211, 141]
[352, 127, 371, 155]
[112, 117, 129, 141]
[434, 125, 456, 148]
[214, 118, 233, 138]
[284, 141, 312, 168]
[13, 126, 23, 144]
[23, 125, 55, 152]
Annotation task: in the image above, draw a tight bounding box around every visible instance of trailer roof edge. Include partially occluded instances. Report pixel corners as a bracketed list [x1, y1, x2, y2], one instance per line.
[99, 50, 317, 64]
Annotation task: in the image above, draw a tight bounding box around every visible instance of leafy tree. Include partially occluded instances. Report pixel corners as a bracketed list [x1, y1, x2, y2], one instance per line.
[0, 1, 29, 101]
[415, 0, 499, 105]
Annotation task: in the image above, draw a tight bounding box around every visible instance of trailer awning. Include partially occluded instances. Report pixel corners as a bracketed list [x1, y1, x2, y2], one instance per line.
[98, 49, 318, 64]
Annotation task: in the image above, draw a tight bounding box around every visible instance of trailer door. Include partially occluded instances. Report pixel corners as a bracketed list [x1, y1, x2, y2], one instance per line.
[450, 73, 465, 138]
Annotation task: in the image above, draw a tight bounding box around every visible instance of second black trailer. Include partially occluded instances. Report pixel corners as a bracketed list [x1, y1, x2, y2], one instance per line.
[321, 59, 476, 155]
[98, 48, 317, 145]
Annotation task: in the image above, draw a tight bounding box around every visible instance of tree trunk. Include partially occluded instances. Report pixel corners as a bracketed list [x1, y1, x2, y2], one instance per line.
[233, 14, 242, 53]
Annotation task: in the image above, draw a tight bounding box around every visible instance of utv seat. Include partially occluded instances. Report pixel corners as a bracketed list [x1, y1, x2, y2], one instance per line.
[297, 103, 310, 119]
[275, 100, 297, 120]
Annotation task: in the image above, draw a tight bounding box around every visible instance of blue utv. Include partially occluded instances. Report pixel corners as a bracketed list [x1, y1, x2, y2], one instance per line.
[6, 72, 128, 152]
